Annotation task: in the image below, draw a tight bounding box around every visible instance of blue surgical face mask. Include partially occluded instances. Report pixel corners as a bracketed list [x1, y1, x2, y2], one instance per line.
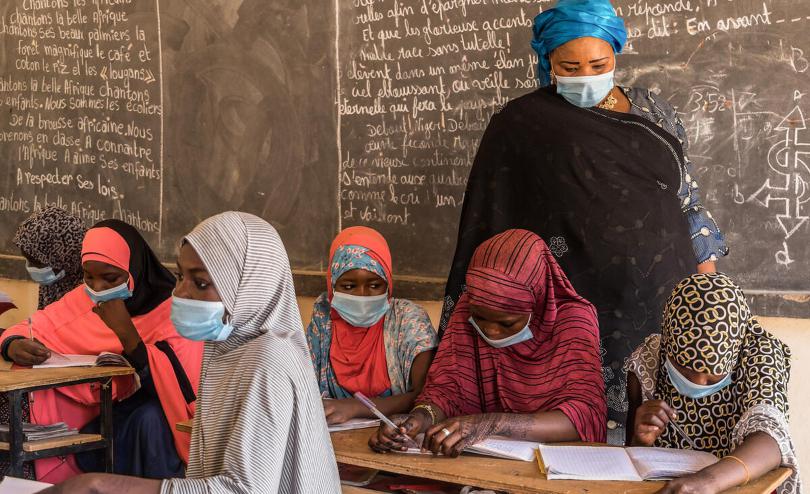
[26, 264, 65, 286]
[665, 358, 732, 400]
[469, 316, 533, 348]
[170, 296, 234, 342]
[85, 281, 132, 304]
[331, 292, 390, 328]
[554, 69, 615, 108]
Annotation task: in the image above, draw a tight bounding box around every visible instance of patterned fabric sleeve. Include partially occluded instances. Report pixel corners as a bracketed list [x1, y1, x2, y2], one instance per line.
[623, 334, 661, 399]
[383, 299, 438, 395]
[733, 404, 801, 494]
[623, 88, 729, 264]
[304, 292, 333, 396]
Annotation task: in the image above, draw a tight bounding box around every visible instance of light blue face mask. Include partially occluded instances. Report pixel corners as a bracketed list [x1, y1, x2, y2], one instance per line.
[26, 264, 65, 286]
[665, 358, 732, 400]
[85, 281, 132, 304]
[170, 296, 234, 342]
[555, 69, 615, 108]
[469, 316, 533, 348]
[331, 292, 390, 328]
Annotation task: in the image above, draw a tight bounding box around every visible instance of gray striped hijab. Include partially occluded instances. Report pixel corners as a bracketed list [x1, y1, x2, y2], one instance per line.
[162, 212, 340, 494]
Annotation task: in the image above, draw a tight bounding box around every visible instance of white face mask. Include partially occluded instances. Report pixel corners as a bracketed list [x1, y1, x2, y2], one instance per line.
[331, 292, 390, 328]
[469, 316, 533, 348]
[554, 69, 616, 108]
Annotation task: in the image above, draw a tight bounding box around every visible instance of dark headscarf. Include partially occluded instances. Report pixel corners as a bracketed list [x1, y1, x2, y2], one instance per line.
[82, 220, 175, 316]
[13, 207, 87, 309]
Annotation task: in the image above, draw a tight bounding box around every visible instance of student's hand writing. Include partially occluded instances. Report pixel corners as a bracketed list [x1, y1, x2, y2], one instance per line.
[92, 299, 141, 353]
[323, 398, 361, 425]
[424, 414, 499, 458]
[7, 338, 51, 365]
[368, 414, 427, 453]
[633, 399, 676, 446]
[656, 471, 719, 494]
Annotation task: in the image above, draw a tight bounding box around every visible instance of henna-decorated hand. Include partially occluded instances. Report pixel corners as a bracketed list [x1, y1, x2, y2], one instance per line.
[423, 414, 501, 458]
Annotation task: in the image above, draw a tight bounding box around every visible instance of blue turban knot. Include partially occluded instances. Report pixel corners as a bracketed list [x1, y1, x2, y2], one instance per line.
[531, 0, 627, 87]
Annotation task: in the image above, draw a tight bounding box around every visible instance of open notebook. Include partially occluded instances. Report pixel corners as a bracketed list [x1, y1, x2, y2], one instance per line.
[328, 418, 380, 433]
[34, 351, 130, 369]
[538, 445, 718, 481]
[397, 434, 537, 462]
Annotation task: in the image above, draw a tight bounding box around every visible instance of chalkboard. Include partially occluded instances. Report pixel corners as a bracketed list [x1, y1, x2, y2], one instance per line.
[0, 0, 808, 313]
[335, 0, 810, 305]
[0, 0, 338, 270]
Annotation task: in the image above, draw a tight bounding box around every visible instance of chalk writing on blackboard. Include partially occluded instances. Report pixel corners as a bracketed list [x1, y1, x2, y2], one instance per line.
[0, 0, 163, 243]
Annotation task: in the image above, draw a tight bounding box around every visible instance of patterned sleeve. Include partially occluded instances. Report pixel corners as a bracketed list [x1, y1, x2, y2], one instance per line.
[733, 404, 801, 494]
[304, 293, 332, 395]
[732, 324, 800, 494]
[384, 299, 438, 395]
[623, 334, 661, 399]
[626, 89, 729, 264]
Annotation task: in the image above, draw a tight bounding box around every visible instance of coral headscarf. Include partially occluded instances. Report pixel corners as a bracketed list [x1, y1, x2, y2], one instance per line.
[327, 227, 393, 397]
[418, 229, 607, 442]
[2, 221, 203, 483]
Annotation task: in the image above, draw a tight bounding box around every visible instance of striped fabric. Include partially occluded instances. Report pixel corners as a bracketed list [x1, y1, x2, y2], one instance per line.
[162, 212, 340, 494]
[418, 229, 607, 442]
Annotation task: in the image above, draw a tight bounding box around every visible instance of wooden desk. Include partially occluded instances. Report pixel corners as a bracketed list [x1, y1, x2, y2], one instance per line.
[332, 428, 791, 494]
[0, 366, 134, 477]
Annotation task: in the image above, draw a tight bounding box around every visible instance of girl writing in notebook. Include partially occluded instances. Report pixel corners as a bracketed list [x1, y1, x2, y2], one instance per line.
[42, 212, 340, 493]
[0, 207, 88, 479]
[1, 220, 202, 482]
[306, 227, 437, 424]
[625, 274, 800, 494]
[370, 229, 606, 456]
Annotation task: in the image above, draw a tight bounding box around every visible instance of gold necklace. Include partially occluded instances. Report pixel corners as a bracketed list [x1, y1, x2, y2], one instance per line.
[598, 90, 618, 110]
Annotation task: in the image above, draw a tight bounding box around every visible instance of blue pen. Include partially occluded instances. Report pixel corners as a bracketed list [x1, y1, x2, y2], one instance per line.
[353, 392, 420, 448]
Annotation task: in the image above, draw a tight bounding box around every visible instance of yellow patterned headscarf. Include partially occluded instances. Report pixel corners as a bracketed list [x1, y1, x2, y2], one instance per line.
[661, 273, 749, 376]
[654, 273, 791, 456]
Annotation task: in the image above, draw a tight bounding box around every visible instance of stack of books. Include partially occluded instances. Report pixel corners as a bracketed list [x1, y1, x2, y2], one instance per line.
[0, 422, 78, 442]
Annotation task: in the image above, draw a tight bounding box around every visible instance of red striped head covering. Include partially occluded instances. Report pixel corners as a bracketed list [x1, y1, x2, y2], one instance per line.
[465, 229, 581, 315]
[418, 229, 607, 442]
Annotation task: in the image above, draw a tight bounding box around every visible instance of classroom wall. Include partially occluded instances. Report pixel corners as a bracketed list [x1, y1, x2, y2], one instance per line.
[1, 278, 806, 475]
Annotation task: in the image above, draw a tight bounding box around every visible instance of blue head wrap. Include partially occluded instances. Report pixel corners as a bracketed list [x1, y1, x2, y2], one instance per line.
[531, 0, 627, 87]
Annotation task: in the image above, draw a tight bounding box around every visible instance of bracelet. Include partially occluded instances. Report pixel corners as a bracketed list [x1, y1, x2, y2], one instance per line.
[411, 404, 436, 426]
[724, 455, 750, 485]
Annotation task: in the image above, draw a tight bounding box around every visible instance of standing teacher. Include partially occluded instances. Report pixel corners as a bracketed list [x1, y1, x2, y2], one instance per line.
[440, 0, 728, 427]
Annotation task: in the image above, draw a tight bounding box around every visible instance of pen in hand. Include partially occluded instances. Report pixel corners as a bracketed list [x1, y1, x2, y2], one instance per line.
[354, 392, 420, 449]
[642, 389, 697, 450]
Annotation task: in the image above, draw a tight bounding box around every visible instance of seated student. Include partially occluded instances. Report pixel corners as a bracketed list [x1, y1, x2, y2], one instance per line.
[1, 220, 203, 483]
[370, 229, 606, 456]
[306, 226, 437, 424]
[625, 273, 800, 494]
[13, 206, 88, 309]
[1, 207, 87, 479]
[42, 212, 341, 494]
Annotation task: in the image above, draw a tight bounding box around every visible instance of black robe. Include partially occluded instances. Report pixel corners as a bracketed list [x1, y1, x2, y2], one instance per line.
[440, 86, 694, 423]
